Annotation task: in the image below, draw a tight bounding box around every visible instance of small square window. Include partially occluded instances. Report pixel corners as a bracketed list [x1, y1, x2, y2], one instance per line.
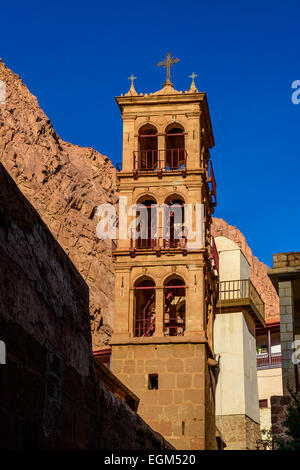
[259, 399, 268, 408]
[148, 374, 158, 390]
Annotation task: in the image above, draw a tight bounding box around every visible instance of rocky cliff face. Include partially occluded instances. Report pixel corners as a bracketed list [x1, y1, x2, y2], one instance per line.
[212, 218, 279, 323]
[0, 58, 118, 348]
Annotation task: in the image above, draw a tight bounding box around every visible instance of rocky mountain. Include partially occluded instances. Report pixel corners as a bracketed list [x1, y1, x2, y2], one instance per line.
[212, 217, 279, 323]
[0, 58, 118, 348]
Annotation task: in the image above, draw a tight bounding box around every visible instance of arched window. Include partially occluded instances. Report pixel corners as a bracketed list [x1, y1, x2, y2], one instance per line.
[165, 124, 185, 169]
[137, 124, 158, 170]
[164, 276, 185, 336]
[134, 277, 156, 337]
[134, 196, 157, 250]
[163, 195, 185, 249]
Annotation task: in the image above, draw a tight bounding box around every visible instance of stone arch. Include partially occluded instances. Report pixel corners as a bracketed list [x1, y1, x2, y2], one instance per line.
[164, 122, 185, 169]
[134, 276, 156, 337]
[163, 275, 186, 336]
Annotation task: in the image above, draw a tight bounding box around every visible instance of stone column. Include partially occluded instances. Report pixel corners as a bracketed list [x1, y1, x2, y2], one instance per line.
[128, 287, 135, 337]
[157, 134, 165, 168]
[154, 287, 164, 336]
[279, 279, 296, 394]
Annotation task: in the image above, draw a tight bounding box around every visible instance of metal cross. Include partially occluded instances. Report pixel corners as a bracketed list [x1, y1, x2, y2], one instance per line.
[157, 53, 180, 82]
[128, 74, 137, 84]
[189, 72, 198, 81]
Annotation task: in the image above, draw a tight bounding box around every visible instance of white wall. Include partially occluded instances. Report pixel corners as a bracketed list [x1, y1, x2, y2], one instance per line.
[214, 311, 260, 423]
[215, 236, 250, 283]
[214, 236, 260, 424]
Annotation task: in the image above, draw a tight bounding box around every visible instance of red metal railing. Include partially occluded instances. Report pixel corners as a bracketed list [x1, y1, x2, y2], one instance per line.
[163, 237, 186, 249]
[134, 288, 155, 337]
[163, 285, 185, 337]
[135, 238, 157, 249]
[211, 236, 219, 273]
[133, 149, 187, 171]
[256, 352, 282, 368]
[209, 160, 217, 202]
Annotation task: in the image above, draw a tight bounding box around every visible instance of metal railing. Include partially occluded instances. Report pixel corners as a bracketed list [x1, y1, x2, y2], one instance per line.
[133, 149, 187, 171]
[130, 236, 187, 251]
[211, 236, 219, 273]
[256, 352, 282, 369]
[209, 160, 217, 203]
[218, 279, 265, 320]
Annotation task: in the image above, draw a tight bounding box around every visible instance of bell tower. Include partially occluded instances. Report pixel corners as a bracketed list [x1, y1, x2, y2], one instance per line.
[110, 55, 219, 450]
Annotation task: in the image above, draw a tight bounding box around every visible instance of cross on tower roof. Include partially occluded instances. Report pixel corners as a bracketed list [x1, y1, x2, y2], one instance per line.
[189, 72, 198, 81]
[189, 72, 199, 93]
[157, 53, 180, 84]
[128, 74, 137, 84]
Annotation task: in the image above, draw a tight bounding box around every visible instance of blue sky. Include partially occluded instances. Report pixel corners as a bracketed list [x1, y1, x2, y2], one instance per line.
[1, 0, 300, 266]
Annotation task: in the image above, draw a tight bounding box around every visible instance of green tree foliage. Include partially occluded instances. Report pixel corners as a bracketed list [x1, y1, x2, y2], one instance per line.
[277, 388, 300, 450]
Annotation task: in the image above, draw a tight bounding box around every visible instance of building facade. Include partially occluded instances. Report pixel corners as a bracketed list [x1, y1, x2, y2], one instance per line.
[256, 320, 282, 436]
[268, 252, 300, 394]
[267, 252, 300, 446]
[214, 236, 265, 449]
[110, 68, 219, 450]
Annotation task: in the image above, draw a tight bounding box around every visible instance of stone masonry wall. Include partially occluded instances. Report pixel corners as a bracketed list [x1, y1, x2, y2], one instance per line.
[216, 414, 260, 450]
[0, 163, 171, 449]
[111, 342, 217, 450]
[270, 394, 291, 448]
[278, 280, 296, 393]
[273, 253, 300, 269]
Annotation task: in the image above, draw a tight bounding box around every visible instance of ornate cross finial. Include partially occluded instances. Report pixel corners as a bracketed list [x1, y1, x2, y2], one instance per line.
[189, 72, 199, 92]
[157, 53, 180, 84]
[128, 74, 137, 85]
[189, 72, 198, 81]
[125, 74, 138, 96]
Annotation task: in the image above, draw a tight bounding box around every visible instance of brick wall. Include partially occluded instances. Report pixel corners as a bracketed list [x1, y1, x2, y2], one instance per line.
[0, 163, 171, 449]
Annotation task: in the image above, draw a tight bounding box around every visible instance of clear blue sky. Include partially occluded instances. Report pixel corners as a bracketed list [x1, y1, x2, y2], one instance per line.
[1, 0, 300, 266]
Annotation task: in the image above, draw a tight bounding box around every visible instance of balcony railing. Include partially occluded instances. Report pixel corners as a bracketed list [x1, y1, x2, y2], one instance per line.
[211, 236, 219, 273]
[217, 279, 265, 325]
[130, 236, 187, 251]
[256, 352, 282, 369]
[208, 160, 217, 203]
[133, 149, 187, 171]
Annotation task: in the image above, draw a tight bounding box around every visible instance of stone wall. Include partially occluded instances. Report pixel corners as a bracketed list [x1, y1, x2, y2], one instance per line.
[216, 414, 260, 450]
[273, 253, 300, 269]
[111, 342, 217, 450]
[278, 280, 296, 393]
[0, 163, 171, 449]
[270, 394, 291, 448]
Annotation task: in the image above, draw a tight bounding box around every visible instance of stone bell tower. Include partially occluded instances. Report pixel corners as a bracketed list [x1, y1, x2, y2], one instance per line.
[110, 54, 219, 450]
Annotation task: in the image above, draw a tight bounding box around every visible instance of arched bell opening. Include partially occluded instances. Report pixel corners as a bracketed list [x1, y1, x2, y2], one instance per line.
[134, 196, 157, 250]
[137, 124, 158, 170]
[134, 277, 156, 337]
[165, 124, 185, 169]
[163, 195, 185, 249]
[163, 276, 186, 336]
